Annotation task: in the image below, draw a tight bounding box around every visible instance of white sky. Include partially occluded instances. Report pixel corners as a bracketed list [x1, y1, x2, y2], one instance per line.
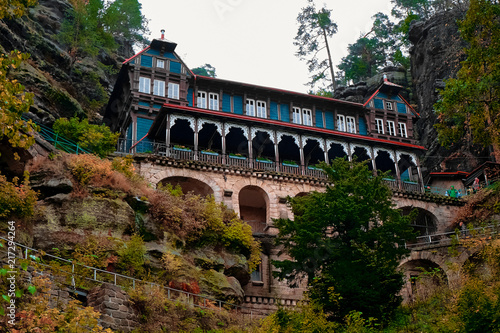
[139, 0, 394, 93]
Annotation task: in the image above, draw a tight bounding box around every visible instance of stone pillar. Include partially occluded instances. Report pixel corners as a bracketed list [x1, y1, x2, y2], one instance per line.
[87, 283, 139, 333]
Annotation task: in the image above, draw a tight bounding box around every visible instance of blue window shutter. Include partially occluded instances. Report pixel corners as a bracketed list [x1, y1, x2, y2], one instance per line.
[397, 103, 407, 113]
[170, 62, 181, 73]
[358, 117, 367, 135]
[141, 55, 153, 67]
[280, 104, 289, 122]
[136, 117, 154, 153]
[374, 99, 384, 109]
[222, 94, 231, 112]
[153, 104, 162, 110]
[146, 49, 160, 56]
[325, 111, 334, 130]
[187, 88, 194, 106]
[270, 102, 279, 120]
[233, 95, 243, 114]
[138, 101, 149, 107]
[315, 110, 324, 128]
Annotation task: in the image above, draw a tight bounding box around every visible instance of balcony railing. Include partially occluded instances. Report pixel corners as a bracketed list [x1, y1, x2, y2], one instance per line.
[118, 139, 426, 192]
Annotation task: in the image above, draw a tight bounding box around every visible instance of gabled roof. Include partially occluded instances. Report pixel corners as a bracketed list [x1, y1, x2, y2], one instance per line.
[363, 78, 419, 117]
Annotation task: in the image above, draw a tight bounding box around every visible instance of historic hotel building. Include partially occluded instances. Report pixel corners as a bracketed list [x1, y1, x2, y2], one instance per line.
[104, 34, 427, 310]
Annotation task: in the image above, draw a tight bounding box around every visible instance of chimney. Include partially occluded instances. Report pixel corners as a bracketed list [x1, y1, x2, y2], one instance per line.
[161, 29, 165, 40]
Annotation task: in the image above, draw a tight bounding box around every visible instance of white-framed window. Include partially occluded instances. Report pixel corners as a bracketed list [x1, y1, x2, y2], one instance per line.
[138, 77, 150, 94]
[153, 79, 165, 97]
[156, 59, 165, 68]
[257, 100, 266, 118]
[246, 99, 255, 116]
[208, 92, 219, 110]
[376, 118, 384, 134]
[387, 120, 396, 136]
[337, 114, 346, 132]
[292, 107, 302, 124]
[346, 116, 356, 133]
[197, 91, 207, 108]
[303, 109, 312, 126]
[385, 101, 393, 110]
[168, 82, 179, 99]
[399, 122, 407, 138]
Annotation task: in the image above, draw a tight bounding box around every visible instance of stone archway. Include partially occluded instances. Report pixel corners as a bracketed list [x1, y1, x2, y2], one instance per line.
[400, 206, 439, 237]
[159, 176, 214, 197]
[399, 258, 447, 303]
[238, 185, 269, 234]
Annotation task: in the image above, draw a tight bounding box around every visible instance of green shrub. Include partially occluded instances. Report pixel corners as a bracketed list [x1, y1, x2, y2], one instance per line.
[53, 117, 119, 157]
[117, 234, 147, 276]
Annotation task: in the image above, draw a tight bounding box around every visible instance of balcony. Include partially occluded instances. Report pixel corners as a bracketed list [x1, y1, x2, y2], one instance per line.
[116, 139, 426, 192]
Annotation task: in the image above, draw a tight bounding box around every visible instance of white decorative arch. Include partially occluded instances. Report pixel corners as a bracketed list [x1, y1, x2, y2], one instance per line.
[374, 147, 396, 163]
[170, 114, 195, 132]
[224, 123, 249, 138]
[198, 118, 223, 135]
[302, 136, 326, 152]
[397, 151, 417, 166]
[277, 131, 300, 145]
[351, 144, 373, 159]
[326, 140, 349, 156]
[251, 127, 274, 142]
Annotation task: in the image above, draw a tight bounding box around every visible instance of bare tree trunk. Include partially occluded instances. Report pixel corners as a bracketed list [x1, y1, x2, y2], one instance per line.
[322, 28, 337, 92]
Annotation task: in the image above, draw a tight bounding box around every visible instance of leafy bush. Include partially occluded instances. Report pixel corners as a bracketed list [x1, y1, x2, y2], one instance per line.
[53, 117, 119, 157]
[0, 172, 38, 220]
[117, 234, 147, 276]
[259, 300, 338, 332]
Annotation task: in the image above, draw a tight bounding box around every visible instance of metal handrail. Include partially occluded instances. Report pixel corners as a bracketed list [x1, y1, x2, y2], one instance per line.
[405, 224, 499, 249]
[0, 236, 272, 317]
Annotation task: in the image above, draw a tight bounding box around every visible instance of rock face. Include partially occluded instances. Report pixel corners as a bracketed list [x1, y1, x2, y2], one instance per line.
[0, 0, 128, 125]
[409, 9, 490, 174]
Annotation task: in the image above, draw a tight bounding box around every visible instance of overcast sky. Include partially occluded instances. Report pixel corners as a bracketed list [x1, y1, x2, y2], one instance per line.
[138, 0, 394, 93]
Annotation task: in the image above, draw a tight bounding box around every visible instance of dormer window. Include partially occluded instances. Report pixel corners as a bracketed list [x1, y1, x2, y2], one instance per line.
[209, 93, 219, 110]
[156, 59, 165, 68]
[385, 101, 393, 110]
[246, 99, 255, 116]
[257, 100, 266, 118]
[197, 91, 207, 108]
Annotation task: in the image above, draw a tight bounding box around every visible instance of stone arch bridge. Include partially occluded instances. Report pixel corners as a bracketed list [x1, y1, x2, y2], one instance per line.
[133, 154, 466, 309]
